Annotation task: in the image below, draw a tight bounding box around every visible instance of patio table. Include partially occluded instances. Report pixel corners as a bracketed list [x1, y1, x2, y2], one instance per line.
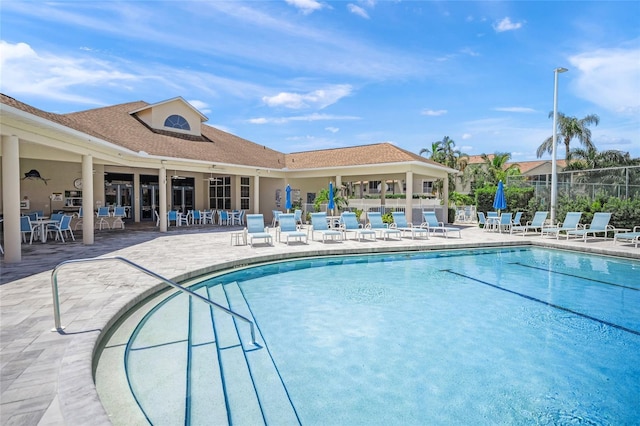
[33, 219, 58, 243]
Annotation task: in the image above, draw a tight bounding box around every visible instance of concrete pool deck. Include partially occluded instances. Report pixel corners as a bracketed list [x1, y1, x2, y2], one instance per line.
[1, 222, 638, 425]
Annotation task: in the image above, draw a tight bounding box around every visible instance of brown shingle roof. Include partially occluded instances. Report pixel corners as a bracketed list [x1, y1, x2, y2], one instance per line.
[285, 143, 445, 169]
[61, 101, 286, 168]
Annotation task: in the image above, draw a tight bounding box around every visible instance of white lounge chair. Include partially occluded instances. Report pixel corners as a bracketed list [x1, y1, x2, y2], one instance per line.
[614, 226, 640, 248]
[566, 212, 613, 242]
[339, 212, 376, 241]
[310, 212, 343, 243]
[421, 211, 462, 238]
[276, 213, 308, 245]
[541, 212, 582, 239]
[390, 211, 429, 239]
[511, 211, 548, 236]
[245, 214, 273, 247]
[366, 211, 401, 240]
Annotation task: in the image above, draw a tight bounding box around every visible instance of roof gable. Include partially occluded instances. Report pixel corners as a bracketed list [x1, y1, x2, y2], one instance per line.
[129, 97, 207, 137]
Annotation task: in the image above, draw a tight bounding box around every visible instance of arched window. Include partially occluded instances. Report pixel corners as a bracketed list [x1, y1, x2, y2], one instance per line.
[164, 114, 190, 131]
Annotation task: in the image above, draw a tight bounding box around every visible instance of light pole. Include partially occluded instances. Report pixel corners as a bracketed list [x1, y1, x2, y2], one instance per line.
[550, 67, 568, 224]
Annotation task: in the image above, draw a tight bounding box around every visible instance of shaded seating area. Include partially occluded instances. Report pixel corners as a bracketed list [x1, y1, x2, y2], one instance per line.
[421, 211, 461, 238]
[566, 212, 613, 242]
[390, 211, 429, 239]
[541, 212, 582, 239]
[310, 212, 343, 243]
[245, 214, 273, 247]
[339, 212, 376, 241]
[275, 213, 307, 245]
[366, 211, 401, 240]
[510, 211, 548, 236]
[614, 226, 640, 248]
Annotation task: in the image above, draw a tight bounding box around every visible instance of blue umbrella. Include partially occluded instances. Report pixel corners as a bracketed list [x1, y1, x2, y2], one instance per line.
[328, 182, 335, 214]
[285, 184, 292, 212]
[493, 180, 507, 213]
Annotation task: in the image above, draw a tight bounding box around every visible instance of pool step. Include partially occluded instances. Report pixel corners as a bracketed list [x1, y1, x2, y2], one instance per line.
[223, 282, 300, 425]
[190, 283, 299, 425]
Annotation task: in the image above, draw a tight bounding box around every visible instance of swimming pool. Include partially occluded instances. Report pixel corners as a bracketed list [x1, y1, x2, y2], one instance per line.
[96, 247, 640, 425]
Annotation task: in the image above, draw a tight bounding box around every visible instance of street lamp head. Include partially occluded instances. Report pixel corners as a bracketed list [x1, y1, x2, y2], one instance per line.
[555, 67, 568, 73]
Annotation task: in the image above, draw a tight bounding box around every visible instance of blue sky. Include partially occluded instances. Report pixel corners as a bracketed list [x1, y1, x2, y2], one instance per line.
[1, 1, 639, 162]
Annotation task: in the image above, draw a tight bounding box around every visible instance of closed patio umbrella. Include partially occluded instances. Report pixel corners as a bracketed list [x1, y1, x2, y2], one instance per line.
[493, 180, 507, 214]
[328, 182, 335, 215]
[285, 184, 292, 213]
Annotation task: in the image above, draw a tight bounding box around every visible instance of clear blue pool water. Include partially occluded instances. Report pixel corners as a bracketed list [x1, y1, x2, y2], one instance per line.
[122, 247, 640, 425]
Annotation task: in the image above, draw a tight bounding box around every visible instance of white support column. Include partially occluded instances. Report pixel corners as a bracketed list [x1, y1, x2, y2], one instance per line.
[82, 155, 94, 244]
[159, 166, 167, 232]
[2, 135, 21, 262]
[443, 174, 450, 223]
[405, 171, 413, 223]
[253, 175, 260, 213]
[380, 177, 386, 208]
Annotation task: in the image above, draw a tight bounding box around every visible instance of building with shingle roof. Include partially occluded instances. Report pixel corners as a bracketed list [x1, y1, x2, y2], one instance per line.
[1, 93, 456, 261]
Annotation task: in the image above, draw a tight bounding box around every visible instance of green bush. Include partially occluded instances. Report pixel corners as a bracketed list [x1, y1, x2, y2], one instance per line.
[475, 185, 534, 218]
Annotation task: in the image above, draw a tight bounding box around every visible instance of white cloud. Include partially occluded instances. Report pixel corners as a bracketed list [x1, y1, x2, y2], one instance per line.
[187, 99, 211, 115]
[325, 126, 340, 133]
[569, 46, 640, 115]
[248, 113, 359, 124]
[462, 133, 472, 140]
[285, 0, 324, 14]
[0, 41, 138, 104]
[421, 109, 447, 116]
[493, 107, 536, 113]
[493, 17, 523, 32]
[347, 4, 369, 19]
[262, 85, 352, 109]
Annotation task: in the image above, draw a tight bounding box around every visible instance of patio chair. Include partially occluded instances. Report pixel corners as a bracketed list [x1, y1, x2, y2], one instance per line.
[420, 211, 462, 238]
[45, 213, 64, 239]
[512, 211, 523, 226]
[49, 215, 75, 243]
[275, 213, 308, 245]
[294, 209, 303, 225]
[73, 207, 84, 230]
[390, 211, 429, 239]
[339, 212, 376, 241]
[510, 211, 548, 236]
[96, 206, 111, 230]
[20, 215, 38, 244]
[495, 212, 512, 234]
[566, 212, 613, 242]
[168, 210, 180, 226]
[112, 206, 127, 229]
[189, 210, 203, 225]
[245, 214, 273, 247]
[218, 210, 230, 226]
[366, 211, 401, 240]
[477, 212, 488, 230]
[310, 212, 343, 243]
[541, 212, 582, 239]
[613, 226, 640, 248]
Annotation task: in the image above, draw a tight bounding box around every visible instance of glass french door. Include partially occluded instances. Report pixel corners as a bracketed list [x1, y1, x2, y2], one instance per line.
[172, 178, 194, 213]
[140, 184, 159, 221]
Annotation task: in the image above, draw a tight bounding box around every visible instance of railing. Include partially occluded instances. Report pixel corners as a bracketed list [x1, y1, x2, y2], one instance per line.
[51, 256, 258, 346]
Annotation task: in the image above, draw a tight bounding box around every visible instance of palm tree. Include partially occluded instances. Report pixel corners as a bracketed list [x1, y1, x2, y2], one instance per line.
[420, 136, 469, 194]
[468, 152, 520, 187]
[537, 112, 600, 160]
[419, 141, 444, 162]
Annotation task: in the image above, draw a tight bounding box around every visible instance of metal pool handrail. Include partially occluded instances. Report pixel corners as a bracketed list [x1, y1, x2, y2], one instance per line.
[50, 256, 257, 346]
